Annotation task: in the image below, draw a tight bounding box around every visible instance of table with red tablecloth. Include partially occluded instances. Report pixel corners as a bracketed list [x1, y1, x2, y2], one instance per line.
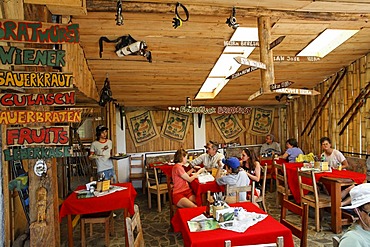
[285, 164, 367, 233]
[190, 179, 224, 206]
[171, 202, 294, 247]
[59, 182, 137, 247]
[153, 163, 223, 206]
[285, 164, 366, 204]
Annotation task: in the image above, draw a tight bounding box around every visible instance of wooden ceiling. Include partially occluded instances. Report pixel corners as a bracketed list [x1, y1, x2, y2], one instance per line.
[69, 0, 370, 109]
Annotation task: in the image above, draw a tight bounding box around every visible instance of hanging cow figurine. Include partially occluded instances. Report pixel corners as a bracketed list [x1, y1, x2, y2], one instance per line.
[99, 35, 152, 63]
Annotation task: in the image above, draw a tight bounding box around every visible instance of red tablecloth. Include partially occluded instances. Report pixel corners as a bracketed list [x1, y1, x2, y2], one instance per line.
[260, 158, 287, 179]
[286, 164, 367, 203]
[156, 164, 174, 177]
[59, 182, 137, 221]
[171, 202, 294, 247]
[190, 179, 224, 206]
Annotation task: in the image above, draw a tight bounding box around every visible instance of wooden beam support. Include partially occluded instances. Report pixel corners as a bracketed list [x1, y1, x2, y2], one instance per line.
[258, 16, 275, 93]
[86, 1, 370, 22]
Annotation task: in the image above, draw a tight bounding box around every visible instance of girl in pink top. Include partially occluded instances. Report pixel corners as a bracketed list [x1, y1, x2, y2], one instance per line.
[172, 148, 205, 208]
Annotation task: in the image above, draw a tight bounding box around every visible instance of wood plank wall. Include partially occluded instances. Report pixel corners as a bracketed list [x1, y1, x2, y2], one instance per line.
[125, 108, 285, 153]
[287, 53, 370, 157]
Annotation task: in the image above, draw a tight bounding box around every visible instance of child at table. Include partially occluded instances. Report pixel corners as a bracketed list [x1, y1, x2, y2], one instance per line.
[215, 157, 251, 204]
[172, 148, 205, 208]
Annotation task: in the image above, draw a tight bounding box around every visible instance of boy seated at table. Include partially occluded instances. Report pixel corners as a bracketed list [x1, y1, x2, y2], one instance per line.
[172, 148, 205, 208]
[215, 157, 252, 205]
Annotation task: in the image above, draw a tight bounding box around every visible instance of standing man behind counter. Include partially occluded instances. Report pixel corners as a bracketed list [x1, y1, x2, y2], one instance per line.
[260, 134, 281, 157]
[190, 141, 225, 172]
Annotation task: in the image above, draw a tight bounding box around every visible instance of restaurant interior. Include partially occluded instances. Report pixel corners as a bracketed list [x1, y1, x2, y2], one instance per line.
[1, 0, 370, 246]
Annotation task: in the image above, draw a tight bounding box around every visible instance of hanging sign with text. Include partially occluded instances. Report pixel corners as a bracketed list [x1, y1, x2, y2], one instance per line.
[0, 91, 75, 107]
[6, 126, 70, 146]
[0, 110, 81, 125]
[226, 66, 259, 80]
[0, 71, 73, 88]
[3, 146, 71, 161]
[273, 56, 321, 62]
[274, 88, 320, 95]
[234, 57, 266, 69]
[179, 106, 252, 115]
[0, 19, 79, 44]
[0, 46, 66, 67]
[270, 81, 295, 91]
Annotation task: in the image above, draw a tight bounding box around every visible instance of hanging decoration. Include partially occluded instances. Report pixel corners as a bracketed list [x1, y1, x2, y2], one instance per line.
[98, 75, 116, 107]
[248, 108, 274, 136]
[172, 2, 189, 29]
[160, 110, 191, 142]
[116, 0, 124, 26]
[99, 35, 152, 62]
[211, 114, 245, 143]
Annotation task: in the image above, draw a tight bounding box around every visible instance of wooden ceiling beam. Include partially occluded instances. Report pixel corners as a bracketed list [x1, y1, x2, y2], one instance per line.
[86, 1, 370, 22]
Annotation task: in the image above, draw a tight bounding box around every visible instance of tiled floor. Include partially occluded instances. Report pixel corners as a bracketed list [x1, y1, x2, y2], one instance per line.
[60, 183, 348, 246]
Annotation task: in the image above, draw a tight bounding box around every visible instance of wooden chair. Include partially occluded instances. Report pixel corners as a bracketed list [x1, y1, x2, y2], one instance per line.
[297, 169, 331, 232]
[166, 174, 178, 221]
[225, 184, 254, 204]
[255, 165, 268, 212]
[126, 204, 144, 247]
[260, 157, 275, 192]
[274, 162, 291, 205]
[80, 211, 114, 247]
[332, 236, 341, 247]
[129, 154, 146, 194]
[280, 195, 308, 247]
[146, 167, 168, 212]
[224, 236, 284, 247]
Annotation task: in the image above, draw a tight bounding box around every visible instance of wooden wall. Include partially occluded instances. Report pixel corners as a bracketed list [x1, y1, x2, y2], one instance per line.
[287, 53, 370, 157]
[125, 107, 286, 153]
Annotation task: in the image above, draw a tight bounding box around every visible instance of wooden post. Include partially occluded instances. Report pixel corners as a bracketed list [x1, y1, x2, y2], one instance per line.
[257, 16, 275, 93]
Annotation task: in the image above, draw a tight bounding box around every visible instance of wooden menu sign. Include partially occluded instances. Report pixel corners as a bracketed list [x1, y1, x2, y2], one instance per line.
[6, 126, 70, 146]
[0, 19, 79, 44]
[0, 46, 66, 67]
[0, 91, 75, 107]
[0, 71, 73, 88]
[3, 146, 71, 161]
[0, 110, 81, 125]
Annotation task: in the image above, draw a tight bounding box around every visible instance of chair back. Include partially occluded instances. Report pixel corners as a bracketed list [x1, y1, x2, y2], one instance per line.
[166, 174, 178, 219]
[224, 236, 284, 247]
[280, 195, 308, 247]
[274, 163, 289, 195]
[146, 167, 160, 192]
[332, 236, 340, 247]
[126, 204, 144, 247]
[129, 154, 146, 193]
[297, 169, 319, 206]
[255, 165, 268, 211]
[225, 184, 254, 204]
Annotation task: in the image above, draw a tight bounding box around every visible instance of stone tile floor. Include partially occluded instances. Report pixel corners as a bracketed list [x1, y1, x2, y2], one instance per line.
[60, 184, 348, 246]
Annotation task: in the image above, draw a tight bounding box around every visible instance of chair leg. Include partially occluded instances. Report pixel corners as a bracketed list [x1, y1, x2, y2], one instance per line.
[89, 223, 93, 237]
[148, 192, 152, 209]
[80, 219, 86, 247]
[105, 218, 110, 246]
[110, 214, 114, 235]
[261, 199, 267, 212]
[157, 194, 162, 212]
[269, 178, 273, 192]
[315, 207, 320, 232]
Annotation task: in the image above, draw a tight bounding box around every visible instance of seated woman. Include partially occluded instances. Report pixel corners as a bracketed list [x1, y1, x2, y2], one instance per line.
[240, 148, 261, 206]
[281, 138, 303, 162]
[215, 157, 250, 203]
[172, 148, 205, 208]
